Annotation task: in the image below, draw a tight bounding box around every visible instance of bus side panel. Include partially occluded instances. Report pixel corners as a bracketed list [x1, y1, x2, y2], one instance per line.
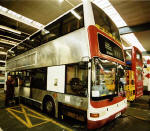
[29, 88, 88, 118]
[6, 28, 90, 71]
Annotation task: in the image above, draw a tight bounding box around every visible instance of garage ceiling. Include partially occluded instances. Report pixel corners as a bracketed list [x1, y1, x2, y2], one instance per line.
[110, 0, 150, 54]
[0, 0, 150, 67]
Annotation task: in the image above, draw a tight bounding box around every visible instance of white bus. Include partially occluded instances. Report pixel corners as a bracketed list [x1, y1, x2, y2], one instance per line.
[6, 1, 127, 129]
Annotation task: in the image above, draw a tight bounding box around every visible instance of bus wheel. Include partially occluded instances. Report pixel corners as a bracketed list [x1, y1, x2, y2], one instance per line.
[44, 98, 55, 117]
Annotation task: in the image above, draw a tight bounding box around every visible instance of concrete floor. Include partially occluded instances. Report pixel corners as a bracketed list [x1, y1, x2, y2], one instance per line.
[0, 89, 150, 131]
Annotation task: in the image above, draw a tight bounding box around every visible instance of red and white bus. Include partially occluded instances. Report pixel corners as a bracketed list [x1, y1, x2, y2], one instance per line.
[6, 1, 127, 129]
[124, 46, 143, 100]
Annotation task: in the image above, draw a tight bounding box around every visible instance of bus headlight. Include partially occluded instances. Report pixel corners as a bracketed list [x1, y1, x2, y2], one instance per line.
[90, 113, 99, 118]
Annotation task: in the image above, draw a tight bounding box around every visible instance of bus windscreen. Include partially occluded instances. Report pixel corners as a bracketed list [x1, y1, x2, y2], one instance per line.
[98, 33, 124, 62]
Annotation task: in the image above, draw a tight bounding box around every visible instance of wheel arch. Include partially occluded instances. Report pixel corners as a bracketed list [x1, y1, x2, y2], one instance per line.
[42, 95, 57, 116]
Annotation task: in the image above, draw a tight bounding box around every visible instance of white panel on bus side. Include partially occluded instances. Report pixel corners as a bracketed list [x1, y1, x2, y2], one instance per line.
[47, 65, 65, 93]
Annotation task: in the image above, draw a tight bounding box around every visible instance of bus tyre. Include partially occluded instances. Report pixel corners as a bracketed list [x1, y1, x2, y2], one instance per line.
[44, 98, 55, 117]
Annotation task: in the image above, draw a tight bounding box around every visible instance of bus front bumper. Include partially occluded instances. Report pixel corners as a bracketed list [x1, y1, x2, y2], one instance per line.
[87, 107, 127, 129]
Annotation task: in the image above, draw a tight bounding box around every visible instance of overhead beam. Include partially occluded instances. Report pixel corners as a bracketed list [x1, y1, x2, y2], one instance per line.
[0, 30, 27, 40]
[0, 35, 22, 42]
[119, 22, 150, 35]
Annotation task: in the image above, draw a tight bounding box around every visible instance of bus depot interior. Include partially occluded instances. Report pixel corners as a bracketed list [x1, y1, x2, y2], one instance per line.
[0, 0, 150, 131]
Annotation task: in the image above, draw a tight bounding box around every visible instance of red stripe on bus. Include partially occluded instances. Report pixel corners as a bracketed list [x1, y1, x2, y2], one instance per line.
[90, 96, 126, 108]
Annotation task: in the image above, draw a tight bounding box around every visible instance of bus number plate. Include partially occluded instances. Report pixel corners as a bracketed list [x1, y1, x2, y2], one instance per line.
[115, 112, 121, 118]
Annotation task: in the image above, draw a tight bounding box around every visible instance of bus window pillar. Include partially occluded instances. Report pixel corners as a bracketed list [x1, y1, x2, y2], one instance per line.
[88, 62, 91, 107]
[83, 0, 95, 28]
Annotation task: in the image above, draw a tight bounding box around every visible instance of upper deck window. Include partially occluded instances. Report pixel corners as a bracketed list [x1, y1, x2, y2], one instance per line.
[92, 3, 120, 41]
[7, 5, 84, 59]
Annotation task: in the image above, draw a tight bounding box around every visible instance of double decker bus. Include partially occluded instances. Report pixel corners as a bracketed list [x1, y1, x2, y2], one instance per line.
[6, 1, 127, 129]
[124, 46, 143, 101]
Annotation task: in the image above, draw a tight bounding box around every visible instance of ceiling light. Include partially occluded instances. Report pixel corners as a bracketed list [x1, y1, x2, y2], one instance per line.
[21, 16, 33, 23]
[8, 10, 21, 18]
[121, 33, 145, 52]
[0, 52, 7, 55]
[0, 38, 18, 46]
[93, 0, 127, 28]
[0, 6, 8, 12]
[0, 60, 6, 63]
[71, 10, 81, 20]
[32, 21, 43, 28]
[0, 25, 21, 34]
[58, 0, 64, 3]
[0, 5, 44, 29]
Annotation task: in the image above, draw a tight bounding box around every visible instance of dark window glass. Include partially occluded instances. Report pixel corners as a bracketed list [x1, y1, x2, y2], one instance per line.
[9, 71, 18, 87]
[92, 3, 120, 40]
[7, 5, 84, 60]
[98, 33, 124, 61]
[66, 62, 88, 97]
[91, 59, 117, 100]
[9, 71, 31, 87]
[62, 6, 84, 35]
[30, 68, 47, 90]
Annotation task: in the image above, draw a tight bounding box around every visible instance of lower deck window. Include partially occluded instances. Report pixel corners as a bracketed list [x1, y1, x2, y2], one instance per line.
[30, 68, 47, 90]
[66, 62, 88, 97]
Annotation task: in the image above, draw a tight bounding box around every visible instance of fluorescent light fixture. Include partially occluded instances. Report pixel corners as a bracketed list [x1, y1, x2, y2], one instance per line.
[93, 0, 127, 28]
[71, 10, 81, 20]
[59, 0, 64, 3]
[0, 60, 6, 63]
[0, 38, 18, 46]
[121, 33, 145, 52]
[0, 52, 7, 55]
[0, 5, 44, 29]
[64, 0, 81, 20]
[0, 25, 21, 34]
[0, 6, 8, 12]
[21, 16, 33, 23]
[32, 21, 43, 28]
[8, 10, 21, 18]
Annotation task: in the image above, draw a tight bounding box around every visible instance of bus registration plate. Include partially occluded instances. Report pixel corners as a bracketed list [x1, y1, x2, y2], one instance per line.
[115, 112, 121, 118]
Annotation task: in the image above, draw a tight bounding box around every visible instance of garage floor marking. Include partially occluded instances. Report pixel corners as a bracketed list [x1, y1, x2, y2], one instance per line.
[6, 104, 72, 131]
